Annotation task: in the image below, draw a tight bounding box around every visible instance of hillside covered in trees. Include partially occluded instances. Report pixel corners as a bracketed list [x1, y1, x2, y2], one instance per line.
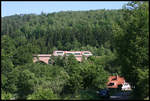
[1, 1, 149, 100]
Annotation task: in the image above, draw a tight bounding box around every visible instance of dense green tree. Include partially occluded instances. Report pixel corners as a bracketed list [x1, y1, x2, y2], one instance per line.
[12, 45, 33, 66]
[113, 1, 149, 99]
[3, 68, 19, 93]
[1, 90, 13, 100]
[1, 2, 149, 100]
[80, 58, 109, 89]
[16, 69, 37, 99]
[27, 87, 57, 100]
[1, 74, 8, 91]
[62, 55, 83, 94]
[2, 8, 123, 54]
[1, 55, 14, 76]
[1, 35, 16, 56]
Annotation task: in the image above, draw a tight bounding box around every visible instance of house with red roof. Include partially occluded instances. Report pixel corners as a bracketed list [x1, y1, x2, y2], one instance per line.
[107, 75, 125, 88]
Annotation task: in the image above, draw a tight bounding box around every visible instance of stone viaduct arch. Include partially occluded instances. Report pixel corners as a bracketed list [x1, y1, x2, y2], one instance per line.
[33, 54, 51, 64]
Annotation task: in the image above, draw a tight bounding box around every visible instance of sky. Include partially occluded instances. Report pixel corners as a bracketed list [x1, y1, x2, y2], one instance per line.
[2, 1, 129, 17]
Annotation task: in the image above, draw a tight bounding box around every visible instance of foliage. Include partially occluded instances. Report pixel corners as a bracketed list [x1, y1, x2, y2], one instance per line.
[27, 87, 57, 100]
[16, 69, 37, 99]
[113, 1, 149, 99]
[62, 55, 83, 94]
[1, 90, 13, 100]
[3, 68, 19, 93]
[80, 58, 109, 89]
[1, 2, 149, 99]
[2, 9, 122, 54]
[133, 68, 149, 99]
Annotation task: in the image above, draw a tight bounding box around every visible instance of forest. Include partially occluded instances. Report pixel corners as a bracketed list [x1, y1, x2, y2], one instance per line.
[1, 1, 149, 100]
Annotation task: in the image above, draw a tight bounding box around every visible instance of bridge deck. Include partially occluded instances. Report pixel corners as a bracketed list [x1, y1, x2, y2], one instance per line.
[33, 54, 52, 57]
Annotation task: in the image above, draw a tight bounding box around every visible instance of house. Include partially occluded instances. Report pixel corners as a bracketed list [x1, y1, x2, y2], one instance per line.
[107, 75, 125, 88]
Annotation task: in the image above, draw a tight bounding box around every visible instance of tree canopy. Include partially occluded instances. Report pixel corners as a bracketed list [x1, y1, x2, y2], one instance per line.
[1, 1, 149, 100]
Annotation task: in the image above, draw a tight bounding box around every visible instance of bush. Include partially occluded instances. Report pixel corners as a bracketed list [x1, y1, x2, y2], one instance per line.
[27, 87, 57, 100]
[1, 90, 13, 100]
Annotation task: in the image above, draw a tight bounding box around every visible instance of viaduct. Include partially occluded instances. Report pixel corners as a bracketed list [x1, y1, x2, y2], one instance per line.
[33, 54, 84, 64]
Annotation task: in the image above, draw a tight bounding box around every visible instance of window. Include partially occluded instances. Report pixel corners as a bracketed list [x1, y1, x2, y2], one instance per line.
[108, 83, 114, 86]
[74, 53, 81, 55]
[84, 52, 90, 55]
[66, 53, 73, 55]
[84, 52, 89, 54]
[57, 52, 63, 55]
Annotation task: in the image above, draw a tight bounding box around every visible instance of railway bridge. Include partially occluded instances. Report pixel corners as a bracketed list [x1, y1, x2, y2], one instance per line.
[33, 54, 84, 64]
[33, 50, 92, 64]
[33, 54, 52, 64]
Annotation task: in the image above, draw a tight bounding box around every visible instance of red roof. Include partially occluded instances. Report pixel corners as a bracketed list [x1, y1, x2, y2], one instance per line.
[107, 75, 125, 88]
